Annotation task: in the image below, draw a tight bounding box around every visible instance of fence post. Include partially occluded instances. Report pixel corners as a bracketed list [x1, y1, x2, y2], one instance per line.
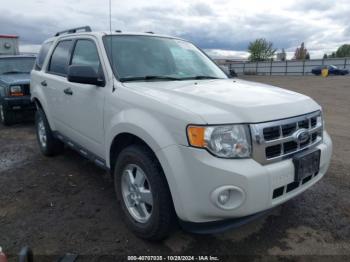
[243, 62, 246, 75]
[256, 61, 258, 75]
[344, 58, 347, 69]
[270, 60, 273, 76]
[302, 59, 305, 75]
[285, 60, 288, 76]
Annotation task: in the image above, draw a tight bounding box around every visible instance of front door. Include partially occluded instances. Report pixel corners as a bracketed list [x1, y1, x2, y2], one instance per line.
[61, 38, 106, 157]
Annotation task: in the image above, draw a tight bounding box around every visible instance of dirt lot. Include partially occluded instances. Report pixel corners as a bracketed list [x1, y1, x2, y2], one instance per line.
[0, 76, 349, 261]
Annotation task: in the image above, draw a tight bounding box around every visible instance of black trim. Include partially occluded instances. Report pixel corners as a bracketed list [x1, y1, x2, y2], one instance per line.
[179, 209, 272, 234]
[53, 131, 109, 171]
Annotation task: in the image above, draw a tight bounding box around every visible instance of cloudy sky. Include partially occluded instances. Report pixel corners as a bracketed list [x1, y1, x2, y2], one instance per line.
[1, 0, 349, 59]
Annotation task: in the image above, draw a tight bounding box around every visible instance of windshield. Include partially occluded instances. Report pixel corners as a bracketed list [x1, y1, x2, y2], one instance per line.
[103, 35, 227, 81]
[0, 57, 36, 75]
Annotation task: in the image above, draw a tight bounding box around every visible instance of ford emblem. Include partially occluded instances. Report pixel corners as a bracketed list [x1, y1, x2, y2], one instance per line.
[294, 129, 310, 144]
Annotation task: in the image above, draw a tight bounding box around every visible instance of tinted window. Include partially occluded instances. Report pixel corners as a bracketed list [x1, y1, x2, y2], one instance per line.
[71, 40, 100, 73]
[35, 41, 52, 71]
[48, 40, 72, 76]
[0, 57, 36, 74]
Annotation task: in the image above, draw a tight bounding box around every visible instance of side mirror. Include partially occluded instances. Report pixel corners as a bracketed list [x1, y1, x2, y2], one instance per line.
[67, 65, 105, 86]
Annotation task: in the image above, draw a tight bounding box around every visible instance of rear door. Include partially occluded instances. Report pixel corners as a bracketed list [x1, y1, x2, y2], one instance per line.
[59, 38, 106, 157]
[44, 39, 74, 133]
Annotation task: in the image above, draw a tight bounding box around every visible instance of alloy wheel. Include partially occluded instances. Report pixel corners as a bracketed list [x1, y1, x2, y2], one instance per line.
[121, 164, 153, 223]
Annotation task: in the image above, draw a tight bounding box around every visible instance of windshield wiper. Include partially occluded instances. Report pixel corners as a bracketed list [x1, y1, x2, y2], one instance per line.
[120, 75, 181, 82]
[2, 71, 28, 74]
[181, 75, 221, 80]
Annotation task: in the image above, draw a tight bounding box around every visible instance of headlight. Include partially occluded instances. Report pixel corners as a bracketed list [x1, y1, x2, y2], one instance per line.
[187, 125, 251, 158]
[10, 85, 23, 96]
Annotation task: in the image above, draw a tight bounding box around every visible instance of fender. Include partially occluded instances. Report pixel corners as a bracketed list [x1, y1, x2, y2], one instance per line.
[105, 108, 181, 168]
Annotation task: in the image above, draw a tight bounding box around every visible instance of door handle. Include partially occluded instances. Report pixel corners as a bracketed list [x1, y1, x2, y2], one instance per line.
[41, 80, 47, 87]
[63, 88, 73, 95]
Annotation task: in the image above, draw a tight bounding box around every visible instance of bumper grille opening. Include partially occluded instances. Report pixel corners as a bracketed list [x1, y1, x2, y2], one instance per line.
[286, 181, 299, 192]
[302, 175, 312, 184]
[263, 126, 280, 141]
[266, 144, 282, 158]
[273, 186, 284, 199]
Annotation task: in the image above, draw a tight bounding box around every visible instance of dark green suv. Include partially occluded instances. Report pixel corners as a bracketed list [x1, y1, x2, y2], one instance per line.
[0, 55, 36, 125]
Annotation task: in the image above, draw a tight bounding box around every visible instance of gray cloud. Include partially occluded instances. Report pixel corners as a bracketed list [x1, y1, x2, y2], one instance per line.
[289, 0, 333, 11]
[1, 1, 350, 58]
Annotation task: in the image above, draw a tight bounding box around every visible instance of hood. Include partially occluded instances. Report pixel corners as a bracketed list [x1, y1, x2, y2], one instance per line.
[0, 73, 31, 86]
[123, 79, 321, 124]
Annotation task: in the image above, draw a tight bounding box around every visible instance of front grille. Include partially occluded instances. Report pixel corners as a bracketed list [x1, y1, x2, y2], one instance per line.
[22, 84, 30, 95]
[250, 111, 323, 164]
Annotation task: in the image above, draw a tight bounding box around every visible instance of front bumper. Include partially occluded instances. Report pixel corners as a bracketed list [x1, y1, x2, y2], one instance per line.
[157, 131, 332, 223]
[2, 96, 36, 111]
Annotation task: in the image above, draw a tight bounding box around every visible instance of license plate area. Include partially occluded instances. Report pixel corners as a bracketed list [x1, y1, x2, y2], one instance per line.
[293, 149, 321, 182]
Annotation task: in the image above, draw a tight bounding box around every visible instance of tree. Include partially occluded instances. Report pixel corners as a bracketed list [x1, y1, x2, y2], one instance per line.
[248, 38, 276, 61]
[323, 54, 328, 59]
[335, 44, 350, 57]
[294, 42, 310, 60]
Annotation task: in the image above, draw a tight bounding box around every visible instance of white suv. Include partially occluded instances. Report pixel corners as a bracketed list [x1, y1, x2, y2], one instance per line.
[31, 26, 332, 240]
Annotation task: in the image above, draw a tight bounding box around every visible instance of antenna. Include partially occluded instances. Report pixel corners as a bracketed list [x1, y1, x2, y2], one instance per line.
[109, 0, 112, 32]
[108, 0, 116, 92]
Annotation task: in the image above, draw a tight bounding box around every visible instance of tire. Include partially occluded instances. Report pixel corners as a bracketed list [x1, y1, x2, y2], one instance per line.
[35, 108, 64, 156]
[114, 144, 175, 240]
[0, 104, 15, 126]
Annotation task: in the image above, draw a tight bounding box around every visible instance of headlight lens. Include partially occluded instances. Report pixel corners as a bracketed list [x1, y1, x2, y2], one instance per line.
[187, 125, 251, 158]
[10, 85, 23, 96]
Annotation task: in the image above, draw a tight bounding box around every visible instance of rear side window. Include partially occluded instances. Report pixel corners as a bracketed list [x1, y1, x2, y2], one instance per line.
[48, 40, 72, 76]
[34, 41, 52, 71]
[71, 40, 101, 73]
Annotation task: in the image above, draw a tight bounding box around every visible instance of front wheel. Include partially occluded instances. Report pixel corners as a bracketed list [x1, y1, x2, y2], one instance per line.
[35, 108, 64, 156]
[114, 144, 175, 240]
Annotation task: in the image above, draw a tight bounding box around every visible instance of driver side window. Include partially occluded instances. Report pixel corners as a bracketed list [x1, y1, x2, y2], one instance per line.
[71, 39, 101, 74]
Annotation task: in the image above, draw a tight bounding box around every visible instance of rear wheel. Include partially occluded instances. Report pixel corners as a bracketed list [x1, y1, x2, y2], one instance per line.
[0, 105, 15, 126]
[114, 144, 175, 240]
[35, 108, 64, 156]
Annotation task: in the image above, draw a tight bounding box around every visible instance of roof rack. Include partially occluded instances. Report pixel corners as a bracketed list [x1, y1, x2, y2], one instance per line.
[55, 26, 92, 37]
[145, 31, 154, 34]
[115, 30, 122, 33]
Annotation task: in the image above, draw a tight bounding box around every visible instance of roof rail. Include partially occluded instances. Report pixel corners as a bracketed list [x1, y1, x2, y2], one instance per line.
[145, 31, 154, 34]
[115, 30, 122, 33]
[55, 26, 92, 37]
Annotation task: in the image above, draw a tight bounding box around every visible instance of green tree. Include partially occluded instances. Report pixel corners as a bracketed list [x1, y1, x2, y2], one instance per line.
[323, 54, 328, 59]
[335, 44, 350, 57]
[248, 38, 276, 61]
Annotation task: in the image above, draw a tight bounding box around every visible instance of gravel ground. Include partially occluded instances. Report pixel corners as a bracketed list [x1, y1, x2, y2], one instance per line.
[0, 76, 349, 261]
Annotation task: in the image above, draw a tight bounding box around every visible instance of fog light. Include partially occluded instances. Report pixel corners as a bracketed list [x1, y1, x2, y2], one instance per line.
[218, 190, 230, 205]
[211, 186, 245, 210]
